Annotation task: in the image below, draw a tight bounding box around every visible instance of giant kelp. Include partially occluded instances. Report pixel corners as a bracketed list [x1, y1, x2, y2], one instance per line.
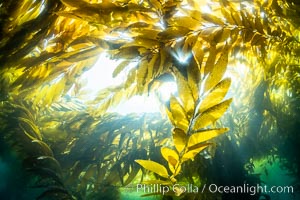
[1, 0, 300, 199]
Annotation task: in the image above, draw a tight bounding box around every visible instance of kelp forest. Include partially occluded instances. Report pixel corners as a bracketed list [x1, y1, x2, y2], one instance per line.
[0, 0, 300, 199]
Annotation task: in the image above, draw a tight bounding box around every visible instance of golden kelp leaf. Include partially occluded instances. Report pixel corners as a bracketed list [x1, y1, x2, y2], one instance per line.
[184, 10, 201, 21]
[229, 28, 240, 44]
[126, 21, 150, 29]
[82, 164, 97, 181]
[192, 39, 204, 66]
[242, 30, 254, 43]
[173, 69, 195, 118]
[171, 163, 181, 177]
[91, 85, 137, 116]
[18, 117, 42, 140]
[114, 47, 140, 59]
[168, 157, 178, 171]
[21, 128, 37, 141]
[65, 46, 104, 62]
[248, 16, 256, 30]
[70, 37, 89, 50]
[112, 60, 131, 78]
[231, 10, 243, 26]
[221, 7, 235, 24]
[199, 78, 231, 112]
[201, 13, 224, 26]
[131, 28, 161, 40]
[14, 104, 35, 122]
[125, 68, 137, 88]
[186, 0, 200, 8]
[169, 95, 189, 132]
[187, 57, 200, 102]
[60, 0, 87, 8]
[204, 44, 229, 92]
[172, 128, 187, 154]
[255, 17, 264, 34]
[132, 12, 159, 26]
[182, 143, 210, 162]
[168, 17, 200, 30]
[188, 128, 229, 147]
[188, 142, 211, 151]
[57, 8, 102, 24]
[165, 105, 175, 126]
[200, 27, 222, 42]
[214, 28, 232, 43]
[148, 0, 162, 11]
[36, 156, 62, 173]
[10, 0, 42, 26]
[158, 49, 167, 75]
[158, 138, 170, 146]
[161, 147, 180, 175]
[135, 160, 169, 179]
[240, 10, 251, 28]
[146, 53, 159, 81]
[29, 64, 51, 78]
[212, 28, 224, 43]
[112, 134, 121, 145]
[193, 98, 232, 130]
[161, 147, 179, 166]
[43, 77, 67, 106]
[183, 33, 197, 54]
[121, 37, 159, 49]
[137, 59, 149, 92]
[251, 33, 266, 46]
[90, 86, 116, 102]
[204, 45, 217, 76]
[32, 140, 54, 157]
[158, 26, 190, 40]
